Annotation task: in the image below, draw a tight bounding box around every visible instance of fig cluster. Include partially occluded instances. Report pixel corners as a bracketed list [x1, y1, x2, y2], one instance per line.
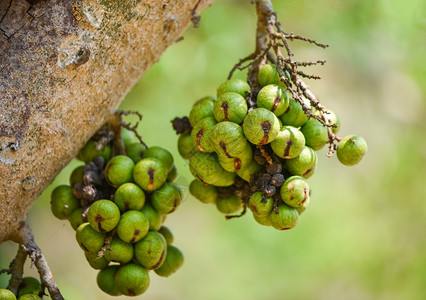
[50, 128, 184, 297]
[173, 64, 367, 230]
[0, 277, 43, 299]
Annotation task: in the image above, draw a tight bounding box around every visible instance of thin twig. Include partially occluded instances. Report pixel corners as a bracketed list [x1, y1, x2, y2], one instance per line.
[4, 245, 27, 296]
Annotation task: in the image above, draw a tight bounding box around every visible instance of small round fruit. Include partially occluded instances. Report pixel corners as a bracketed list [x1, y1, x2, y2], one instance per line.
[252, 213, 272, 227]
[103, 237, 134, 264]
[269, 204, 299, 230]
[216, 195, 242, 214]
[76, 140, 111, 163]
[336, 135, 367, 166]
[158, 226, 174, 245]
[17, 295, 41, 300]
[236, 159, 262, 182]
[51, 185, 80, 220]
[218, 142, 252, 173]
[280, 97, 310, 128]
[151, 183, 182, 214]
[114, 264, 150, 296]
[96, 265, 121, 296]
[248, 192, 274, 217]
[322, 110, 340, 134]
[213, 92, 248, 124]
[69, 165, 84, 187]
[126, 142, 147, 164]
[75, 223, 106, 253]
[167, 164, 178, 182]
[280, 176, 310, 208]
[87, 200, 120, 233]
[134, 231, 167, 270]
[258, 64, 280, 87]
[178, 133, 196, 159]
[189, 179, 218, 204]
[300, 119, 328, 150]
[271, 126, 305, 159]
[114, 182, 145, 212]
[189, 151, 235, 187]
[243, 108, 280, 145]
[104, 155, 135, 188]
[68, 208, 85, 230]
[189, 96, 216, 127]
[191, 117, 217, 153]
[209, 121, 249, 158]
[257, 84, 289, 117]
[84, 251, 109, 270]
[154, 245, 184, 277]
[143, 146, 174, 172]
[140, 204, 162, 231]
[116, 210, 149, 243]
[133, 158, 168, 191]
[216, 78, 250, 98]
[296, 197, 310, 215]
[0, 289, 16, 300]
[17, 277, 41, 297]
[121, 128, 139, 148]
[285, 146, 317, 179]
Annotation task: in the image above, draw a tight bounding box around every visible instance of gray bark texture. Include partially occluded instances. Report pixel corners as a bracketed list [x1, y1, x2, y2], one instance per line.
[0, 0, 213, 243]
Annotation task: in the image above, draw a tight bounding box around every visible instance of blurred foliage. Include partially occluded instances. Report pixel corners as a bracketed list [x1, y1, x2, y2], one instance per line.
[1, 0, 425, 299]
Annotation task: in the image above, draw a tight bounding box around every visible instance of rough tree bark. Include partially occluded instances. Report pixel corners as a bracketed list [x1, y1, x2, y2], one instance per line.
[0, 0, 213, 244]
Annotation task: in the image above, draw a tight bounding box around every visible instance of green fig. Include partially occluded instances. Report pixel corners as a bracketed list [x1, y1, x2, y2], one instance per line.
[242, 108, 280, 145]
[87, 200, 120, 233]
[121, 128, 139, 148]
[258, 64, 280, 87]
[133, 158, 168, 192]
[248, 192, 274, 217]
[321, 110, 340, 134]
[84, 251, 109, 270]
[295, 196, 310, 215]
[213, 92, 248, 124]
[216, 195, 242, 214]
[191, 117, 217, 153]
[154, 245, 184, 277]
[257, 84, 289, 117]
[140, 204, 162, 231]
[217, 142, 253, 172]
[17, 295, 41, 300]
[116, 210, 149, 243]
[104, 155, 135, 188]
[0, 289, 16, 300]
[167, 164, 178, 182]
[69, 165, 84, 188]
[75, 223, 106, 253]
[217, 78, 250, 98]
[96, 265, 121, 296]
[51, 185, 80, 220]
[189, 179, 218, 204]
[114, 182, 145, 212]
[285, 146, 317, 179]
[17, 277, 41, 297]
[103, 237, 134, 264]
[252, 213, 272, 227]
[336, 135, 367, 166]
[270, 204, 299, 230]
[114, 264, 150, 296]
[236, 159, 262, 182]
[209, 121, 249, 158]
[151, 183, 182, 214]
[280, 176, 310, 208]
[189, 96, 216, 127]
[134, 231, 167, 270]
[300, 118, 328, 150]
[76, 140, 111, 163]
[158, 226, 174, 245]
[68, 207, 85, 230]
[189, 151, 235, 187]
[143, 146, 174, 173]
[178, 133, 196, 159]
[280, 97, 310, 128]
[126, 142, 147, 164]
[271, 126, 305, 159]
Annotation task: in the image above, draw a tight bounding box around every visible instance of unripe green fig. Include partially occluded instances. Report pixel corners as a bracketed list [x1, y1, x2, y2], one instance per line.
[126, 142, 147, 164]
[218, 142, 253, 173]
[214, 92, 248, 124]
[17, 277, 41, 297]
[271, 126, 305, 159]
[75, 223, 106, 253]
[87, 200, 120, 233]
[133, 158, 168, 192]
[140, 204, 163, 231]
[321, 110, 340, 134]
[0, 289, 16, 300]
[18, 295, 41, 300]
[270, 204, 299, 230]
[216, 78, 250, 98]
[336, 135, 367, 166]
[69, 165, 84, 187]
[295, 196, 310, 215]
[68, 207, 85, 230]
[189, 179, 218, 204]
[114, 182, 145, 212]
[280, 97, 310, 128]
[300, 119, 328, 150]
[189, 151, 235, 187]
[257, 84, 289, 117]
[216, 195, 242, 214]
[167, 164, 178, 182]
[114, 264, 150, 296]
[178, 133, 196, 159]
[84, 251, 109, 270]
[252, 213, 272, 227]
[258, 64, 280, 87]
[248, 192, 274, 217]
[121, 128, 139, 148]
[143, 146, 174, 172]
[242, 108, 280, 145]
[104, 155, 135, 188]
[189, 96, 216, 127]
[134, 231, 167, 270]
[191, 117, 217, 153]
[154, 245, 184, 277]
[96, 265, 121, 296]
[236, 159, 262, 182]
[51, 185, 80, 220]
[209, 121, 249, 158]
[280, 176, 310, 208]
[103, 237, 134, 264]
[158, 226, 174, 245]
[76, 140, 111, 163]
[116, 210, 149, 243]
[151, 183, 182, 214]
[285, 146, 317, 179]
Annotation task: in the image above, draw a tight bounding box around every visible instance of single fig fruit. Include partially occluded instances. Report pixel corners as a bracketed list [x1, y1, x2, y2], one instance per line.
[68, 207, 85, 230]
[133, 158, 168, 192]
[189, 96, 216, 127]
[191, 117, 217, 153]
[295, 196, 310, 215]
[209, 121, 249, 158]
[96, 265, 122, 296]
[280, 97, 310, 128]
[76, 140, 111, 163]
[280, 176, 310, 208]
[114, 264, 150, 296]
[69, 165, 84, 188]
[248, 192, 274, 217]
[236, 159, 262, 182]
[321, 109, 340, 134]
[87, 200, 120, 233]
[75, 223, 106, 253]
[189, 179, 218, 204]
[84, 251, 109, 270]
[218, 142, 253, 172]
[189, 151, 235, 187]
[154, 245, 184, 277]
[116, 210, 149, 243]
[269, 204, 299, 230]
[121, 128, 139, 148]
[242, 108, 280, 145]
[258, 64, 280, 87]
[271, 126, 305, 159]
[143, 146, 174, 172]
[114, 182, 145, 212]
[300, 119, 328, 151]
[17, 277, 41, 297]
[0, 289, 16, 300]
[178, 133, 196, 159]
[257, 84, 289, 117]
[126, 142, 147, 164]
[51, 185, 80, 220]
[167, 164, 178, 182]
[151, 183, 182, 214]
[104, 155, 135, 188]
[216, 195, 242, 214]
[134, 231, 167, 270]
[103, 237, 134, 264]
[216, 78, 250, 98]
[285, 146, 317, 179]
[158, 226, 174, 245]
[213, 92, 248, 124]
[336, 135, 367, 166]
[140, 204, 163, 231]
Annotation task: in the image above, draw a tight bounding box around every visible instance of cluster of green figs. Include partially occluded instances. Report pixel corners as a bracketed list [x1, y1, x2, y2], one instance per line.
[49, 129, 184, 297]
[177, 64, 367, 230]
[0, 277, 44, 300]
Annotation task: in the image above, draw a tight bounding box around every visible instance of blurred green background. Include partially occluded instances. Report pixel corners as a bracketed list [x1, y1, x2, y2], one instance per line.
[1, 0, 425, 299]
